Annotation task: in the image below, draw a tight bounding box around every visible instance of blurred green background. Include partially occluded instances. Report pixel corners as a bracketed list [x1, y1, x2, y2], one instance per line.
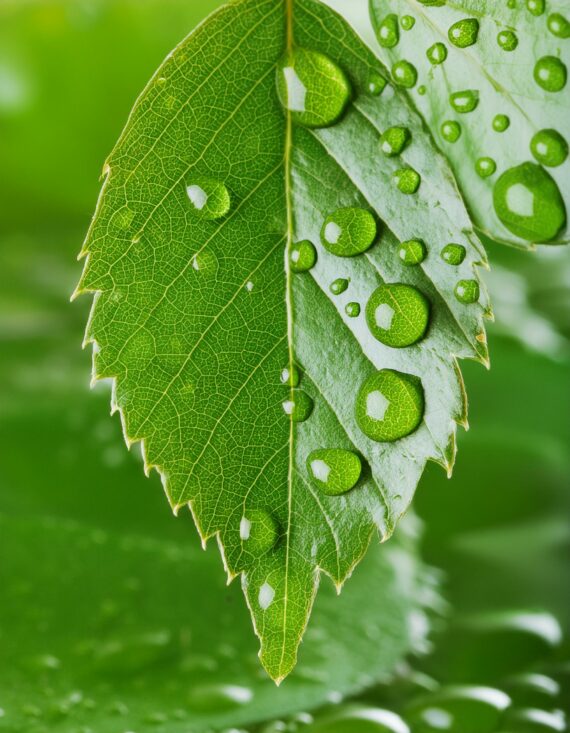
[1, 1, 569, 731]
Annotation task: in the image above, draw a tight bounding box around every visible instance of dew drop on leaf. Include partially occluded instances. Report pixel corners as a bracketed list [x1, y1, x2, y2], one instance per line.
[379, 126, 411, 156]
[497, 29, 518, 51]
[345, 302, 361, 317]
[448, 18, 480, 48]
[526, 0, 545, 16]
[366, 283, 430, 348]
[281, 364, 301, 387]
[441, 120, 462, 142]
[530, 129, 569, 167]
[330, 278, 349, 295]
[187, 684, 253, 712]
[282, 391, 314, 422]
[493, 162, 567, 241]
[454, 279, 480, 304]
[418, 85, 427, 96]
[356, 370, 425, 442]
[475, 157, 497, 178]
[393, 168, 421, 194]
[399, 239, 427, 265]
[258, 582, 275, 611]
[450, 90, 479, 113]
[239, 509, 279, 556]
[426, 42, 448, 65]
[367, 72, 387, 96]
[321, 208, 378, 257]
[391, 60, 418, 88]
[376, 14, 400, 48]
[290, 240, 317, 272]
[307, 449, 362, 495]
[186, 178, 230, 220]
[191, 250, 218, 276]
[401, 15, 416, 30]
[441, 243, 466, 265]
[276, 48, 351, 129]
[533, 56, 567, 92]
[547, 13, 570, 38]
[408, 686, 511, 733]
[492, 114, 510, 132]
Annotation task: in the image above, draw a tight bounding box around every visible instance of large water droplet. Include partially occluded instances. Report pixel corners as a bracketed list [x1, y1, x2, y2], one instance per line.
[391, 60, 418, 88]
[493, 162, 566, 241]
[307, 449, 362, 495]
[356, 370, 424, 442]
[548, 13, 570, 38]
[497, 29, 518, 51]
[527, 0, 545, 15]
[379, 126, 411, 156]
[282, 391, 314, 422]
[441, 120, 462, 143]
[399, 239, 427, 266]
[240, 509, 279, 556]
[530, 129, 568, 167]
[281, 364, 300, 387]
[393, 168, 421, 194]
[454, 279, 480, 304]
[376, 14, 400, 48]
[304, 706, 410, 733]
[408, 687, 511, 733]
[448, 18, 480, 48]
[450, 90, 479, 113]
[188, 684, 253, 712]
[401, 15, 416, 30]
[186, 178, 230, 220]
[534, 56, 567, 92]
[475, 157, 497, 178]
[441, 243, 466, 265]
[427, 42, 448, 65]
[366, 283, 430, 348]
[321, 208, 377, 257]
[276, 48, 351, 128]
[492, 114, 510, 132]
[290, 240, 317, 272]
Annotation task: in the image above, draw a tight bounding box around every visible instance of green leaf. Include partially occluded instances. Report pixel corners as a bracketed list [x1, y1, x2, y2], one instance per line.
[75, 0, 489, 680]
[368, 0, 569, 248]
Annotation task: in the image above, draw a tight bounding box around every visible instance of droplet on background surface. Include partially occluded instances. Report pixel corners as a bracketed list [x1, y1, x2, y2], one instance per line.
[376, 14, 400, 48]
[530, 129, 568, 167]
[450, 90, 479, 113]
[379, 126, 411, 156]
[408, 686, 511, 733]
[321, 208, 378, 257]
[533, 56, 567, 92]
[441, 243, 466, 265]
[547, 13, 570, 38]
[367, 72, 387, 96]
[492, 114, 510, 132]
[399, 239, 427, 265]
[454, 279, 480, 304]
[448, 18, 480, 48]
[441, 120, 462, 143]
[497, 30, 518, 51]
[290, 240, 317, 272]
[302, 706, 411, 733]
[393, 168, 421, 194]
[401, 15, 416, 30]
[307, 449, 362, 495]
[527, 0, 545, 15]
[330, 278, 349, 295]
[186, 178, 230, 220]
[187, 684, 253, 712]
[240, 509, 279, 556]
[345, 302, 361, 317]
[427, 42, 448, 65]
[282, 391, 314, 422]
[366, 283, 430, 347]
[475, 157, 497, 178]
[391, 60, 418, 88]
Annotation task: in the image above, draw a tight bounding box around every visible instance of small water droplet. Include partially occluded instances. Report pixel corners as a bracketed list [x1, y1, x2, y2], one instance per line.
[441, 243, 466, 265]
[376, 14, 400, 48]
[450, 89, 479, 113]
[548, 13, 570, 38]
[307, 449, 362, 495]
[493, 162, 566, 241]
[290, 240, 317, 272]
[345, 301, 361, 317]
[448, 18, 480, 48]
[526, 0, 545, 16]
[191, 250, 218, 276]
[530, 129, 568, 167]
[246, 280, 254, 292]
[330, 278, 349, 295]
[356, 370, 424, 442]
[276, 48, 351, 128]
[281, 365, 300, 386]
[401, 15, 416, 30]
[282, 391, 314, 422]
[454, 279, 480, 304]
[258, 582, 275, 610]
[367, 72, 388, 96]
[507, 0, 517, 8]
[379, 126, 411, 156]
[188, 684, 253, 712]
[427, 42, 448, 65]
[186, 178, 230, 220]
[441, 120, 462, 143]
[497, 29, 518, 51]
[418, 85, 427, 95]
[393, 168, 421, 194]
[240, 509, 279, 556]
[366, 283, 430, 348]
[476, 157, 497, 178]
[321, 208, 378, 257]
[534, 56, 567, 92]
[492, 114, 510, 132]
[392, 60, 418, 88]
[399, 239, 427, 265]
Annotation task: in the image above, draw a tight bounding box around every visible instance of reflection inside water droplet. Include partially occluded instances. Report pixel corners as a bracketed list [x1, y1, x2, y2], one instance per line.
[259, 582, 275, 610]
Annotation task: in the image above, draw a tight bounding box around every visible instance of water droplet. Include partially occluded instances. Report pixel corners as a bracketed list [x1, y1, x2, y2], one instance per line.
[290, 240, 317, 272]
[376, 14, 400, 48]
[276, 48, 351, 128]
[393, 168, 421, 194]
[507, 0, 517, 8]
[504, 708, 566, 731]
[427, 42, 448, 65]
[475, 157, 497, 178]
[345, 302, 361, 317]
[450, 89, 479, 113]
[399, 239, 427, 265]
[526, 0, 545, 15]
[391, 60, 418, 88]
[379, 126, 411, 156]
[534, 56, 567, 92]
[186, 178, 230, 220]
[548, 13, 570, 38]
[282, 391, 314, 422]
[188, 684, 253, 712]
[321, 208, 378, 257]
[307, 707, 410, 733]
[409, 687, 511, 733]
[492, 114, 510, 132]
[307, 449, 362, 495]
[281, 365, 300, 386]
[240, 509, 278, 555]
[367, 72, 387, 96]
[454, 279, 480, 304]
[441, 243, 466, 265]
[356, 370, 424, 442]
[191, 250, 218, 276]
[401, 15, 416, 30]
[441, 120, 462, 142]
[530, 129, 569, 167]
[448, 18, 480, 48]
[366, 283, 430, 348]
[330, 278, 349, 295]
[258, 582, 275, 610]
[493, 162, 566, 241]
[497, 29, 518, 51]
[418, 85, 427, 95]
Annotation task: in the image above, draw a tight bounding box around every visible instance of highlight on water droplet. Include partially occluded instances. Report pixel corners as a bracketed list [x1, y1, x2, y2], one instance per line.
[493, 162, 567, 242]
[276, 47, 351, 128]
[367, 72, 388, 96]
[379, 126, 411, 156]
[188, 684, 253, 712]
[530, 129, 569, 167]
[534, 56, 567, 92]
[346, 302, 361, 318]
[454, 279, 480, 304]
[393, 168, 421, 194]
[450, 89, 479, 113]
[426, 41, 448, 65]
[321, 208, 378, 257]
[441, 243, 466, 265]
[290, 240, 317, 272]
[356, 370, 425, 442]
[497, 29, 518, 51]
[526, 0, 545, 16]
[391, 60, 418, 88]
[401, 15, 416, 30]
[258, 582, 275, 611]
[376, 14, 400, 48]
[399, 239, 427, 266]
[492, 114, 510, 132]
[476, 157, 497, 178]
[282, 390, 314, 422]
[239, 509, 279, 556]
[441, 120, 462, 143]
[281, 364, 301, 387]
[448, 18, 480, 48]
[186, 178, 230, 220]
[307, 449, 362, 495]
[366, 283, 430, 348]
[547, 13, 570, 38]
[330, 278, 349, 295]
